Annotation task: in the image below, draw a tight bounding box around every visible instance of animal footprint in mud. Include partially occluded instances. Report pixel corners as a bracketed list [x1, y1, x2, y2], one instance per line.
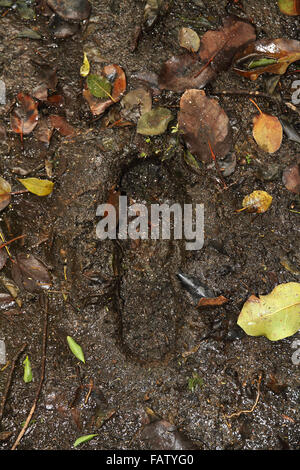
[114, 159, 188, 363]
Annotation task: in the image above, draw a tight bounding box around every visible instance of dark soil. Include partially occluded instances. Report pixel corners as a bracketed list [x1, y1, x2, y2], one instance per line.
[0, 0, 299, 450]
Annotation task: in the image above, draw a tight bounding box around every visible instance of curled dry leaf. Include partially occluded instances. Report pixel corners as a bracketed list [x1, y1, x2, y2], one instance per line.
[233, 38, 300, 80]
[238, 190, 273, 214]
[237, 282, 300, 341]
[11, 252, 51, 293]
[250, 100, 282, 153]
[197, 295, 228, 308]
[10, 93, 39, 139]
[178, 89, 232, 163]
[282, 161, 300, 194]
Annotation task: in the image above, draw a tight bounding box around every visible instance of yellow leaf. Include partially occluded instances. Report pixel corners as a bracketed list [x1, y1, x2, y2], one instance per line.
[18, 178, 54, 196]
[0, 177, 11, 195]
[242, 190, 273, 213]
[250, 99, 282, 153]
[80, 52, 90, 77]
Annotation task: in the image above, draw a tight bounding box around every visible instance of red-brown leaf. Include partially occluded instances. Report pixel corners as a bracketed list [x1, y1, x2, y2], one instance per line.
[178, 89, 232, 162]
[10, 93, 39, 136]
[49, 114, 76, 136]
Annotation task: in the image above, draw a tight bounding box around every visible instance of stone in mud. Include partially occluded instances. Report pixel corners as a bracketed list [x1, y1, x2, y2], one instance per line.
[47, 0, 91, 21]
[52, 17, 80, 38]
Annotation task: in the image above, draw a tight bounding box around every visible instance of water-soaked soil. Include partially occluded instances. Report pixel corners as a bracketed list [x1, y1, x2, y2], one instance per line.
[0, 0, 299, 450]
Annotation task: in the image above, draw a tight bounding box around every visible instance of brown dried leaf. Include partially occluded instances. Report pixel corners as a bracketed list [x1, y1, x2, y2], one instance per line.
[178, 89, 232, 162]
[197, 295, 228, 308]
[282, 162, 300, 194]
[158, 52, 216, 93]
[49, 114, 76, 137]
[199, 16, 256, 73]
[11, 253, 51, 293]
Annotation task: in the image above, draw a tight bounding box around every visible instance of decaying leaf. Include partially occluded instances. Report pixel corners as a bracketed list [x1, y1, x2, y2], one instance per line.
[158, 52, 216, 93]
[250, 99, 282, 153]
[18, 177, 54, 196]
[140, 418, 199, 450]
[178, 89, 232, 162]
[178, 27, 200, 52]
[34, 117, 54, 145]
[238, 190, 273, 214]
[121, 88, 152, 121]
[237, 282, 300, 341]
[11, 253, 51, 293]
[137, 107, 173, 135]
[10, 93, 39, 139]
[278, 0, 300, 16]
[67, 336, 85, 363]
[199, 15, 256, 73]
[233, 38, 300, 80]
[282, 161, 300, 194]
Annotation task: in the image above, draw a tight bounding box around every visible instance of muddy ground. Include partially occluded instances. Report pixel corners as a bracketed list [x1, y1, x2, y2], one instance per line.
[0, 0, 299, 451]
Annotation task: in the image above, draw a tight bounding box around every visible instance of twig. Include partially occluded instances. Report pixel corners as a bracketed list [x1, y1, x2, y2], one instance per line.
[225, 372, 262, 420]
[213, 89, 300, 116]
[0, 343, 27, 424]
[11, 295, 49, 450]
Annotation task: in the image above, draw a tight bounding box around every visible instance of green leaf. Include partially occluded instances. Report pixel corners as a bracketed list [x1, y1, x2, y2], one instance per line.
[278, 0, 300, 15]
[184, 150, 200, 169]
[0, 0, 13, 6]
[188, 373, 203, 392]
[23, 355, 33, 383]
[247, 58, 277, 69]
[137, 107, 173, 136]
[67, 336, 85, 363]
[17, 29, 41, 40]
[18, 178, 54, 196]
[73, 434, 98, 448]
[87, 74, 112, 99]
[237, 282, 300, 341]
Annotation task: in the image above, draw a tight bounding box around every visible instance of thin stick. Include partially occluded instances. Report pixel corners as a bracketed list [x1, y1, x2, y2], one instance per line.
[0, 343, 27, 423]
[11, 296, 48, 450]
[213, 89, 300, 116]
[225, 372, 262, 419]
